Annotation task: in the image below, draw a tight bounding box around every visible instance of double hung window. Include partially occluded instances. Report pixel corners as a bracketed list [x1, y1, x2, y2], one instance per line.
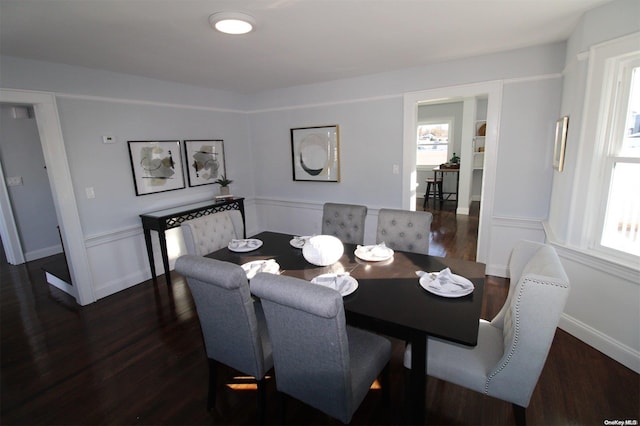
[595, 54, 640, 258]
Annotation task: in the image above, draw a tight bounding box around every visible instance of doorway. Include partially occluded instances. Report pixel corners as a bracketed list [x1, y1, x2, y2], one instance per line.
[0, 104, 61, 262]
[402, 81, 503, 264]
[0, 89, 94, 305]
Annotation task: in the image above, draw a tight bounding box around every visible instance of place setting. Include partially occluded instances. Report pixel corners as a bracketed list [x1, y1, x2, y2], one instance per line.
[310, 272, 358, 297]
[289, 235, 312, 249]
[416, 267, 474, 298]
[241, 259, 280, 279]
[228, 238, 263, 252]
[354, 242, 394, 262]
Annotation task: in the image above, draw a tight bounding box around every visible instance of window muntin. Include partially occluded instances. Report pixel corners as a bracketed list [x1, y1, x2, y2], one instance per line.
[416, 122, 450, 166]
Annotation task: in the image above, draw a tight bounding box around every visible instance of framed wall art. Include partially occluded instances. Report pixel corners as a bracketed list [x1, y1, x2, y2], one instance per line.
[184, 139, 226, 187]
[127, 140, 185, 196]
[553, 116, 569, 172]
[290, 125, 340, 182]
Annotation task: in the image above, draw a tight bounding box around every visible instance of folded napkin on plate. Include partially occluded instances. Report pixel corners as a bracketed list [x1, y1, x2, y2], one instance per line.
[245, 259, 277, 278]
[314, 274, 350, 292]
[232, 239, 258, 248]
[428, 268, 473, 292]
[357, 242, 389, 257]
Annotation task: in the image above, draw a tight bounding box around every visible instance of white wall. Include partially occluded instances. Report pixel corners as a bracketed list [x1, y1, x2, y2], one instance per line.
[546, 0, 640, 372]
[0, 105, 61, 260]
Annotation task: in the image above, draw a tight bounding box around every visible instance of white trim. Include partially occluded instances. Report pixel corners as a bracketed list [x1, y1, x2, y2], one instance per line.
[46, 271, 73, 294]
[564, 32, 640, 260]
[559, 314, 640, 373]
[0, 88, 95, 305]
[55, 92, 246, 114]
[403, 80, 503, 264]
[24, 244, 63, 262]
[53, 90, 404, 115]
[502, 72, 562, 85]
[85, 225, 142, 248]
[0, 160, 25, 264]
[492, 215, 545, 231]
[248, 93, 402, 114]
[544, 222, 639, 282]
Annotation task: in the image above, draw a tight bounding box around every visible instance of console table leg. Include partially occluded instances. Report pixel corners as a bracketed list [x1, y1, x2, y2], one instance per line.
[158, 231, 171, 286]
[143, 229, 157, 284]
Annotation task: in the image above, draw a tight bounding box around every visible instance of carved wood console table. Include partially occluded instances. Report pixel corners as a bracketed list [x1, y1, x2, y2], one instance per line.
[140, 198, 245, 285]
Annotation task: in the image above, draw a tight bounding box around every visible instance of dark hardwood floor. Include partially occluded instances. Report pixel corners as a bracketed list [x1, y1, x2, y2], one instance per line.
[1, 206, 638, 425]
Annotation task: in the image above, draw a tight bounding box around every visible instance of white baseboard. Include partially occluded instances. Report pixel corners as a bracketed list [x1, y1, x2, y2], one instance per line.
[93, 269, 151, 300]
[559, 313, 639, 373]
[46, 271, 73, 295]
[25, 244, 63, 261]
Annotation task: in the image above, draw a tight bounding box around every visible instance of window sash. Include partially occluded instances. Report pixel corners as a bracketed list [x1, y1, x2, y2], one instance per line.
[593, 55, 640, 260]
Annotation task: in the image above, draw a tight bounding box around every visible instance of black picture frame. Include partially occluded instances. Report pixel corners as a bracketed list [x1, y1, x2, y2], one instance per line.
[183, 139, 226, 187]
[127, 140, 185, 196]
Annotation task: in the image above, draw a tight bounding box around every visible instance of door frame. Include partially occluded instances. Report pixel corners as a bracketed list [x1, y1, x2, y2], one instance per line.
[402, 80, 503, 263]
[0, 88, 95, 305]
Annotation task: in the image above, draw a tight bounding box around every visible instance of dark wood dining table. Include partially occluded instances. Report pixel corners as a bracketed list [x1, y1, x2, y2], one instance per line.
[206, 231, 485, 424]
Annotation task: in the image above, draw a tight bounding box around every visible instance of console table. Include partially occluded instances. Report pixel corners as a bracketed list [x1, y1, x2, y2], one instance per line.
[140, 198, 245, 285]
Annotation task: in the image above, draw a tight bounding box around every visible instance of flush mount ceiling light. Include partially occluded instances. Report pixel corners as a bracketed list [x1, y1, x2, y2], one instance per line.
[209, 12, 255, 35]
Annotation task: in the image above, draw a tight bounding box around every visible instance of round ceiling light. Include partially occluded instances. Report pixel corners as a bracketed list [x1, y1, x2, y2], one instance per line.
[209, 12, 255, 35]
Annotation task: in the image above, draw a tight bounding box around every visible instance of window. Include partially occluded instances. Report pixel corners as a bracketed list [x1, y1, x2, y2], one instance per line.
[599, 59, 640, 257]
[416, 122, 450, 166]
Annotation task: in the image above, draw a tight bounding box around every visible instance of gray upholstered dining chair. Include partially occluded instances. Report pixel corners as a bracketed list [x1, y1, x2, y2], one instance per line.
[180, 210, 244, 255]
[174, 255, 273, 422]
[251, 272, 391, 424]
[403, 241, 570, 425]
[376, 208, 432, 255]
[321, 202, 368, 245]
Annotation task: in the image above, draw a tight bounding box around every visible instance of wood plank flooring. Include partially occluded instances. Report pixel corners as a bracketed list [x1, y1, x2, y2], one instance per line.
[1, 206, 638, 425]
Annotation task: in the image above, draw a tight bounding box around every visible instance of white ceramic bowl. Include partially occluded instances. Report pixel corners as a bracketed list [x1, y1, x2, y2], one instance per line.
[302, 235, 344, 266]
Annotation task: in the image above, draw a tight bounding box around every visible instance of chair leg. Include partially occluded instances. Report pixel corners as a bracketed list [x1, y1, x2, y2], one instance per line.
[423, 182, 432, 208]
[256, 378, 267, 424]
[513, 403, 526, 426]
[277, 391, 287, 425]
[381, 363, 391, 408]
[207, 358, 217, 411]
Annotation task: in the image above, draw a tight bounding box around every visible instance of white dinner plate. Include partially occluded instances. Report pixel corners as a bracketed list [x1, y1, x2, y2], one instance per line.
[290, 236, 311, 249]
[354, 245, 394, 261]
[228, 239, 263, 252]
[311, 273, 358, 297]
[419, 272, 474, 298]
[241, 259, 280, 279]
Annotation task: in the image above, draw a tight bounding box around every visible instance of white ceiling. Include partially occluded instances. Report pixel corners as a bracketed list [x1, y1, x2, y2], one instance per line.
[0, 0, 612, 94]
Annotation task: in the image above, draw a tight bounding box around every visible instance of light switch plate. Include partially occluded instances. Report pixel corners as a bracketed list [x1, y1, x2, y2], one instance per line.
[102, 135, 116, 144]
[6, 176, 23, 186]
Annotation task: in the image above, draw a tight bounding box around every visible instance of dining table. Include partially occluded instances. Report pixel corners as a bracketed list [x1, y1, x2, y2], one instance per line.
[206, 231, 485, 424]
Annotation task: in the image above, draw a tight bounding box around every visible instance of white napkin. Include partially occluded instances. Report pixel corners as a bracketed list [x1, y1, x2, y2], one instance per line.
[244, 259, 277, 279]
[313, 273, 350, 293]
[357, 242, 389, 258]
[428, 268, 472, 293]
[231, 239, 258, 248]
[370, 242, 389, 258]
[292, 236, 310, 246]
